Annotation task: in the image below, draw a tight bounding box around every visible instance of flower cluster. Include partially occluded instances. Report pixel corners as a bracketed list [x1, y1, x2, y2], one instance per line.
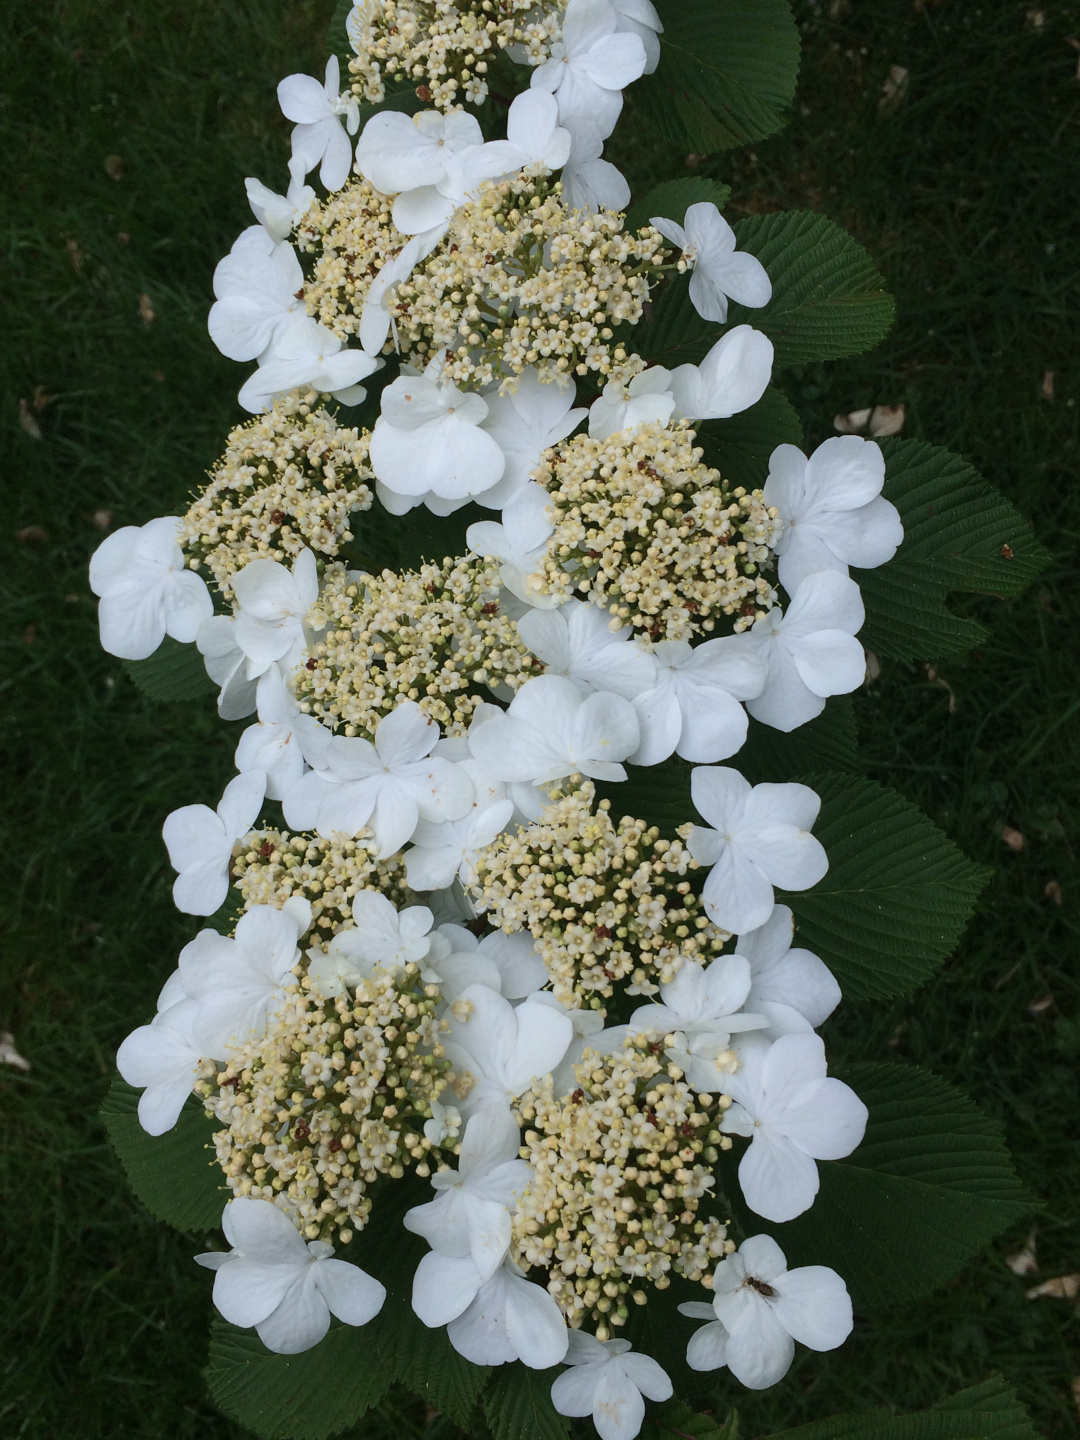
[233, 828, 413, 934]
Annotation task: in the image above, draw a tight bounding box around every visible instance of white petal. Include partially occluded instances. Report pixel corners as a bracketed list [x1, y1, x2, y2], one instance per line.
[738, 1128, 821, 1222]
[312, 1257, 386, 1326]
[769, 1266, 853, 1351]
[726, 1296, 794, 1389]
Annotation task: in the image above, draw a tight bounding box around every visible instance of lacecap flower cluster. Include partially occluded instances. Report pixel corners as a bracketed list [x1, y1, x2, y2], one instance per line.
[95, 2, 906, 1434]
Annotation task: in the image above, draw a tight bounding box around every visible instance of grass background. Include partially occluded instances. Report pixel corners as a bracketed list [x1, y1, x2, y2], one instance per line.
[1, 0, 1078, 1435]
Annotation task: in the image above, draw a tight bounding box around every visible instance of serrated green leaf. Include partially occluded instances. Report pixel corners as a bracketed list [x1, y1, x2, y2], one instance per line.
[626, 178, 733, 236]
[858, 439, 1052, 662]
[122, 635, 216, 703]
[778, 773, 988, 1001]
[750, 1064, 1033, 1312]
[205, 1319, 392, 1440]
[101, 1077, 224, 1233]
[696, 386, 803, 490]
[762, 1374, 1039, 1440]
[632, 0, 800, 152]
[738, 697, 858, 783]
[483, 1363, 569, 1440]
[643, 1401, 739, 1440]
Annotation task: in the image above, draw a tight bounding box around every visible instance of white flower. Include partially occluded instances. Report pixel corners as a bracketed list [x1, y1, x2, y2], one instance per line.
[466, 482, 556, 605]
[278, 56, 360, 192]
[668, 325, 774, 422]
[405, 1106, 531, 1278]
[232, 548, 319, 673]
[610, 0, 663, 72]
[650, 203, 772, 325]
[370, 370, 506, 505]
[720, 1033, 868, 1222]
[498, 90, 573, 173]
[405, 798, 515, 893]
[741, 572, 866, 733]
[686, 767, 828, 934]
[234, 666, 316, 801]
[628, 636, 766, 767]
[679, 1234, 852, 1387]
[196, 1197, 384, 1354]
[588, 369, 676, 440]
[551, 1332, 673, 1440]
[282, 699, 473, 855]
[197, 615, 259, 720]
[737, 904, 841, 1038]
[238, 315, 381, 414]
[517, 600, 656, 701]
[208, 234, 307, 363]
[429, 924, 549, 1002]
[307, 889, 437, 998]
[245, 157, 315, 243]
[560, 122, 631, 213]
[412, 1253, 569, 1369]
[444, 985, 574, 1117]
[477, 369, 586, 508]
[179, 900, 312, 1058]
[115, 997, 203, 1136]
[467, 674, 640, 793]
[162, 771, 266, 916]
[531, 0, 647, 142]
[358, 225, 444, 355]
[89, 516, 213, 661]
[425, 1095, 462, 1146]
[763, 437, 904, 593]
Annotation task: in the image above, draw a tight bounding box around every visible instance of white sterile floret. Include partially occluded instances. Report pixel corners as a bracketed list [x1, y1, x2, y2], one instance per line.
[307, 889, 437, 998]
[628, 636, 766, 767]
[720, 1032, 868, 1222]
[196, 1197, 385, 1354]
[197, 615, 259, 720]
[651, 203, 772, 326]
[370, 368, 506, 508]
[234, 666, 313, 801]
[560, 122, 631, 214]
[277, 56, 360, 193]
[517, 600, 657, 701]
[162, 771, 266, 916]
[232, 547, 319, 673]
[208, 233, 307, 363]
[237, 315, 381, 414]
[763, 436, 904, 592]
[686, 767, 828, 934]
[428, 924, 548, 1003]
[737, 905, 841, 1038]
[679, 1234, 853, 1388]
[551, 1332, 673, 1440]
[588, 369, 677, 440]
[359, 225, 443, 356]
[405, 798, 515, 893]
[282, 700, 473, 856]
[668, 325, 774, 422]
[89, 515, 213, 661]
[405, 1106, 531, 1279]
[444, 984, 574, 1117]
[741, 571, 867, 733]
[468, 674, 640, 793]
[530, 0, 648, 142]
[466, 482, 557, 606]
[412, 1253, 569, 1369]
[245, 156, 315, 243]
[478, 369, 587, 509]
[115, 997, 203, 1136]
[499, 90, 573, 173]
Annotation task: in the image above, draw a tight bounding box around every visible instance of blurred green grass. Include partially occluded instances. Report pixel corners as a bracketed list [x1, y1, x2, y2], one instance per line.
[1, 0, 1077, 1436]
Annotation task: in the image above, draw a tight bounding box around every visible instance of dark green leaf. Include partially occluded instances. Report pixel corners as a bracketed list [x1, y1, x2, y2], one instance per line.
[643, 1401, 739, 1440]
[697, 386, 803, 490]
[858, 439, 1052, 661]
[122, 635, 216, 703]
[626, 178, 733, 235]
[339, 498, 489, 574]
[737, 697, 858, 784]
[762, 1373, 1039, 1440]
[778, 774, 988, 1001]
[483, 1363, 569, 1440]
[101, 1078, 223, 1234]
[205, 1319, 392, 1440]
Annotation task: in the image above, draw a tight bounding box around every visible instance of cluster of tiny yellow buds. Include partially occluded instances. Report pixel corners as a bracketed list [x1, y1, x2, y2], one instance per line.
[346, 0, 567, 109]
[180, 392, 373, 601]
[511, 1036, 733, 1332]
[293, 557, 541, 738]
[533, 422, 782, 642]
[302, 173, 666, 390]
[471, 782, 730, 1005]
[233, 829, 413, 935]
[198, 966, 449, 1241]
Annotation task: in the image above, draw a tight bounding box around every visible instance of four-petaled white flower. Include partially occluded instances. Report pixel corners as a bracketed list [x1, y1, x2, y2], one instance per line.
[686, 767, 828, 934]
[370, 369, 506, 509]
[412, 1253, 569, 1369]
[737, 904, 842, 1039]
[232, 547, 319, 674]
[116, 995, 204, 1136]
[763, 436, 904, 593]
[282, 699, 473, 855]
[517, 599, 656, 701]
[306, 889, 438, 998]
[651, 203, 772, 325]
[238, 315, 381, 414]
[531, 0, 647, 141]
[278, 56, 360, 192]
[478, 369, 587, 508]
[89, 516, 213, 661]
[720, 1032, 868, 1221]
[741, 571, 867, 733]
[466, 483, 556, 605]
[208, 231, 307, 363]
[244, 156, 315, 244]
[588, 369, 677, 440]
[444, 985, 574, 1117]
[668, 325, 774, 422]
[629, 636, 766, 767]
[551, 1331, 673, 1440]
[196, 1197, 385, 1354]
[679, 1234, 852, 1388]
[162, 770, 266, 916]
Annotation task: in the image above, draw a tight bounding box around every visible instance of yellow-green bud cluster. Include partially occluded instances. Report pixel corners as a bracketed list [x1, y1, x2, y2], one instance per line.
[533, 422, 781, 641]
[181, 393, 373, 600]
[472, 783, 729, 1005]
[513, 1037, 734, 1332]
[294, 556, 541, 738]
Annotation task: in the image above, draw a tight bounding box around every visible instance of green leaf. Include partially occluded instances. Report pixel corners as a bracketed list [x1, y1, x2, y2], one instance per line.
[762, 1373, 1039, 1440]
[483, 1363, 569, 1440]
[101, 1078, 224, 1233]
[696, 386, 803, 490]
[644, 1401, 740, 1440]
[632, 0, 801, 152]
[205, 1319, 392, 1440]
[778, 773, 988, 1001]
[737, 697, 858, 784]
[858, 439, 1052, 662]
[340, 498, 489, 573]
[122, 635, 216, 703]
[626, 178, 733, 235]
[753, 1064, 1033, 1312]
